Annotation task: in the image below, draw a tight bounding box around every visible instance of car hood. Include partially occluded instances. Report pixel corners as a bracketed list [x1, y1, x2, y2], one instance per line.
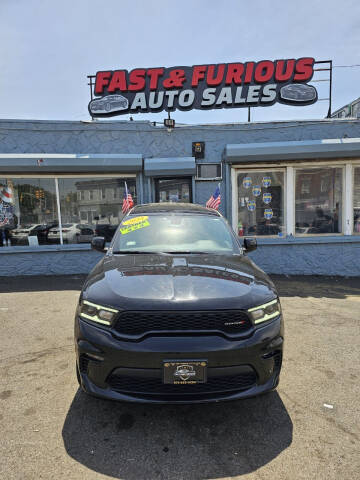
[82, 253, 277, 311]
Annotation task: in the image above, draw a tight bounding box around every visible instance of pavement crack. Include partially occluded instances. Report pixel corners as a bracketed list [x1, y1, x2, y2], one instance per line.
[0, 344, 73, 365]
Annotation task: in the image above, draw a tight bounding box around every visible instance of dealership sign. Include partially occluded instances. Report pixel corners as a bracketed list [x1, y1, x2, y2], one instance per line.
[89, 57, 317, 117]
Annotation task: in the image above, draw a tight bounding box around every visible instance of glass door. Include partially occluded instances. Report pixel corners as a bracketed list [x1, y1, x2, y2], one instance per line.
[155, 177, 192, 203]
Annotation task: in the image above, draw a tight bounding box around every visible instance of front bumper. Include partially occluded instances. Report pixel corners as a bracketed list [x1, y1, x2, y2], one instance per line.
[75, 316, 283, 404]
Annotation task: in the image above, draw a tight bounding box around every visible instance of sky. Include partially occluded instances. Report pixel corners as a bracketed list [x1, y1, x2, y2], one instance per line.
[1, 0, 360, 125]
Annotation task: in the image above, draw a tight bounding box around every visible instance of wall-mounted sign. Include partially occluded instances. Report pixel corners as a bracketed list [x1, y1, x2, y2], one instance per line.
[88, 58, 317, 117]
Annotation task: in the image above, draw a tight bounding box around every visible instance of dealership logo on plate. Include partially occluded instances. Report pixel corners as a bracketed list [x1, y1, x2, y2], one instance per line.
[174, 364, 196, 381]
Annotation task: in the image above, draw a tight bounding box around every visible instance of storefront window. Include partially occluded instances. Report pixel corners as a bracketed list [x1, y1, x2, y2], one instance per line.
[354, 167, 360, 234]
[57, 177, 136, 244]
[237, 171, 285, 236]
[0, 176, 136, 247]
[295, 167, 342, 234]
[0, 178, 58, 247]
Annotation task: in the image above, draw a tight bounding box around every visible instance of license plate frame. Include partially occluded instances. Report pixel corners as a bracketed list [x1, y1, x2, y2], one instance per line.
[163, 360, 207, 384]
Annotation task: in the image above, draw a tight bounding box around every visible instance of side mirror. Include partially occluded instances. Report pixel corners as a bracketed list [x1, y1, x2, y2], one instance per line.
[243, 237, 257, 253]
[91, 236, 107, 253]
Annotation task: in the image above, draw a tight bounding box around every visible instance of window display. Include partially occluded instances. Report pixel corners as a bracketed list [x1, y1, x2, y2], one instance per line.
[237, 171, 285, 236]
[295, 168, 342, 234]
[57, 177, 136, 244]
[0, 178, 58, 246]
[0, 177, 136, 247]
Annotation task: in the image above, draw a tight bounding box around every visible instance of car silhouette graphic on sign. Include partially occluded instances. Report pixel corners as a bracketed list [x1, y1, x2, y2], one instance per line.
[89, 95, 129, 114]
[280, 83, 317, 104]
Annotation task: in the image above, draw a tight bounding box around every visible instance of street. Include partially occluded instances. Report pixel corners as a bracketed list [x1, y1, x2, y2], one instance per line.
[0, 275, 359, 480]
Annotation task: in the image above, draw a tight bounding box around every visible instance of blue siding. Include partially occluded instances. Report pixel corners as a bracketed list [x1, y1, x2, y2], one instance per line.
[1, 118, 360, 276]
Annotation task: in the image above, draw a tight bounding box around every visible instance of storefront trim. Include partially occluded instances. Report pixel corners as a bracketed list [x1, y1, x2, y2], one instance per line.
[0, 154, 143, 173]
[225, 138, 360, 163]
[144, 157, 196, 177]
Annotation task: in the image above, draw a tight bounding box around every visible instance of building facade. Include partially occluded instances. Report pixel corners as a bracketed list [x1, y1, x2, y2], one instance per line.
[331, 96, 360, 119]
[0, 117, 359, 276]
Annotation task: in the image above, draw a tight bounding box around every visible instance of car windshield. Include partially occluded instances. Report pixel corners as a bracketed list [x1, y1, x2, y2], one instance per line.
[112, 214, 240, 254]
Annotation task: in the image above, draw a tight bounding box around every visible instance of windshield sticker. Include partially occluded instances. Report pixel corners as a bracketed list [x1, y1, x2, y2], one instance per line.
[242, 177, 252, 189]
[263, 193, 272, 204]
[264, 208, 273, 219]
[120, 217, 150, 234]
[262, 176, 272, 188]
[252, 185, 261, 197]
[122, 216, 148, 226]
[247, 200, 256, 211]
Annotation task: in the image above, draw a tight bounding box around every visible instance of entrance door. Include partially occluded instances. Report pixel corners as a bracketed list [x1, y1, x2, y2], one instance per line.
[155, 177, 192, 203]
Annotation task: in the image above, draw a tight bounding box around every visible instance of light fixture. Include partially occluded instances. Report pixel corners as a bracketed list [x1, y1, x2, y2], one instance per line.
[164, 112, 175, 132]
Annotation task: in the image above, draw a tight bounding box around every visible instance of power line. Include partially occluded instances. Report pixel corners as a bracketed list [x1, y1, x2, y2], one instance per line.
[333, 64, 360, 68]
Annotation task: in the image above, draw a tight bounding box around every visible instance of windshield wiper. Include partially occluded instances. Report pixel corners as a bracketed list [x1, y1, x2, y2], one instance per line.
[112, 250, 170, 255]
[161, 251, 211, 254]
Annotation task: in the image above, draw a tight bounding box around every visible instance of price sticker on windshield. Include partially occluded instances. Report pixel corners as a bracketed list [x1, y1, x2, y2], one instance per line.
[120, 216, 150, 234]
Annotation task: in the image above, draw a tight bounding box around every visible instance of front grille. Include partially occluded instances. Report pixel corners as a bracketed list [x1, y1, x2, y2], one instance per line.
[113, 310, 252, 337]
[107, 371, 257, 395]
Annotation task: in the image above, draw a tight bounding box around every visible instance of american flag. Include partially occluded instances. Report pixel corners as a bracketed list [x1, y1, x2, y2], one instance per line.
[206, 185, 221, 210]
[122, 182, 134, 214]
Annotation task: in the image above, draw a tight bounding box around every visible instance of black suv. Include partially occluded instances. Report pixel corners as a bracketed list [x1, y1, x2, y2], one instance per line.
[75, 203, 283, 404]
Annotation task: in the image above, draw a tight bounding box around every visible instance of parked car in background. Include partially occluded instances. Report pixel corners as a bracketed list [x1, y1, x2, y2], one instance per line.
[94, 223, 118, 242]
[28, 221, 59, 244]
[11, 224, 47, 245]
[48, 224, 95, 244]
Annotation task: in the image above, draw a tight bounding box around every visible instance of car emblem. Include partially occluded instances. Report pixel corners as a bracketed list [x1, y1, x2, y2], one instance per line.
[173, 364, 196, 381]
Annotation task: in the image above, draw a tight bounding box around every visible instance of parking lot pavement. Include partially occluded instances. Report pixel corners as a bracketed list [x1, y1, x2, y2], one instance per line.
[0, 275, 359, 480]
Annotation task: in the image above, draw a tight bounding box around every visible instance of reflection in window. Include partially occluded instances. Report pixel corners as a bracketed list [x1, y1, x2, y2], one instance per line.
[354, 167, 360, 234]
[295, 168, 342, 234]
[0, 178, 58, 247]
[156, 178, 191, 203]
[57, 177, 136, 244]
[237, 171, 285, 237]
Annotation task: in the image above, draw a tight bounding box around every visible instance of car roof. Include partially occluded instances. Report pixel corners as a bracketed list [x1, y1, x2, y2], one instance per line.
[130, 203, 221, 216]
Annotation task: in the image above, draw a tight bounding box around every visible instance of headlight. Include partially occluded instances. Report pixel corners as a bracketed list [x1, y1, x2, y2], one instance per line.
[80, 300, 118, 326]
[248, 299, 281, 325]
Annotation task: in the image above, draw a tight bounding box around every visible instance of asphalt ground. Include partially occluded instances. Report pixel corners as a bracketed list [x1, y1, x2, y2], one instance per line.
[0, 275, 359, 480]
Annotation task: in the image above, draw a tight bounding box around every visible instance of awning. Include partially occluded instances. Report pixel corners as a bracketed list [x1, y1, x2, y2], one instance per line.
[0, 153, 143, 173]
[144, 157, 196, 176]
[225, 138, 360, 163]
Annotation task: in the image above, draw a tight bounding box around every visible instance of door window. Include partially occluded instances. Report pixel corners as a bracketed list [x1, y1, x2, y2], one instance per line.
[155, 178, 192, 203]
